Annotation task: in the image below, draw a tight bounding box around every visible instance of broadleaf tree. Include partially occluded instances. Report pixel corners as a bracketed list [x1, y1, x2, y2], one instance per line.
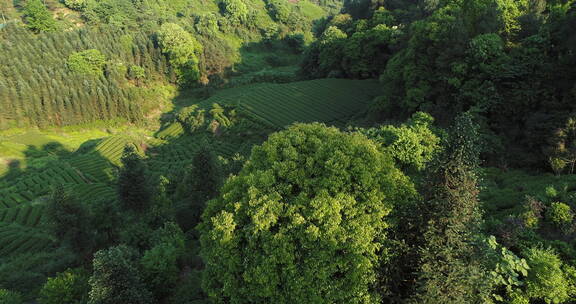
[199, 123, 416, 304]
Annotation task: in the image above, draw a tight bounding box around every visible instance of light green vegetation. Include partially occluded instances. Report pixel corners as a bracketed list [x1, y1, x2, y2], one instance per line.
[171, 79, 381, 132]
[199, 123, 416, 303]
[0, 78, 378, 270]
[0, 127, 151, 177]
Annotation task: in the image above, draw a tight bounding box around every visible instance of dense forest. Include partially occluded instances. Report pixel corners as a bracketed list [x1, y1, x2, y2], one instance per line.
[1, 0, 576, 303]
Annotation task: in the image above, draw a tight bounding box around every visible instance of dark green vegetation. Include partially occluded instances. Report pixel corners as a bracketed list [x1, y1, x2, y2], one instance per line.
[1, 0, 576, 303]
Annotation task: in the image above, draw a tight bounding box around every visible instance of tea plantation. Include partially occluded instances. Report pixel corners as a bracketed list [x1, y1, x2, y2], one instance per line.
[0, 78, 381, 260]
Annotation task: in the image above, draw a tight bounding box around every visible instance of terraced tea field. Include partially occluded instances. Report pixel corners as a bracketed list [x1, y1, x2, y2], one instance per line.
[0, 78, 380, 260]
[0, 130, 147, 258]
[196, 79, 382, 128]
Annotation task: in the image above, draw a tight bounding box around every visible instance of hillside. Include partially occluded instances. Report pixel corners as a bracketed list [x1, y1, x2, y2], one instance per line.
[2, 0, 576, 303]
[0, 78, 381, 300]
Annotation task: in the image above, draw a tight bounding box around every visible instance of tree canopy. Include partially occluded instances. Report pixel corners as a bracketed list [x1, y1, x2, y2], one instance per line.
[67, 49, 107, 76]
[157, 23, 203, 85]
[199, 123, 416, 304]
[23, 0, 58, 33]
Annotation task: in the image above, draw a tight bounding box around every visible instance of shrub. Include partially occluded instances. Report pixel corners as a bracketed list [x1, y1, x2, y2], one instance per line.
[67, 49, 106, 76]
[141, 243, 180, 298]
[24, 0, 58, 33]
[38, 269, 88, 304]
[520, 196, 545, 229]
[266, 0, 292, 24]
[128, 65, 145, 81]
[523, 247, 574, 303]
[284, 33, 305, 52]
[355, 112, 440, 171]
[0, 289, 23, 304]
[220, 0, 248, 24]
[88, 245, 152, 304]
[63, 0, 88, 10]
[546, 202, 574, 230]
[545, 186, 558, 199]
[549, 157, 567, 175]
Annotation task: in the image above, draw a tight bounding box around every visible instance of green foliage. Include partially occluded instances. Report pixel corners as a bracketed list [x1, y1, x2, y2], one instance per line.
[128, 65, 145, 81]
[176, 145, 221, 231]
[485, 236, 530, 303]
[63, 0, 88, 10]
[168, 270, 206, 304]
[141, 243, 180, 298]
[546, 186, 559, 199]
[67, 49, 107, 76]
[548, 117, 576, 174]
[220, 0, 248, 24]
[148, 176, 176, 227]
[413, 113, 492, 303]
[117, 145, 151, 212]
[522, 247, 575, 303]
[90, 198, 122, 248]
[24, 0, 58, 33]
[38, 269, 88, 304]
[266, 0, 293, 24]
[119, 221, 154, 251]
[0, 248, 77, 299]
[0, 289, 23, 304]
[157, 23, 203, 85]
[357, 112, 440, 171]
[176, 105, 206, 133]
[199, 123, 416, 303]
[141, 224, 185, 299]
[317, 25, 347, 75]
[301, 8, 401, 78]
[519, 196, 545, 229]
[546, 202, 574, 230]
[209, 103, 232, 129]
[45, 184, 92, 252]
[150, 221, 186, 252]
[0, 25, 170, 129]
[88, 245, 152, 304]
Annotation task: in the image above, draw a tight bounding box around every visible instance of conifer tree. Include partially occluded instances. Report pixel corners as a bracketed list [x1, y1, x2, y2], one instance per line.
[411, 112, 492, 304]
[117, 145, 151, 212]
[45, 184, 92, 252]
[176, 145, 220, 231]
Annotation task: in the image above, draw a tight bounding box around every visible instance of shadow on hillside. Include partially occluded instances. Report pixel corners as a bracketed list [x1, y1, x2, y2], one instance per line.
[143, 36, 306, 217]
[0, 141, 114, 192]
[156, 35, 306, 132]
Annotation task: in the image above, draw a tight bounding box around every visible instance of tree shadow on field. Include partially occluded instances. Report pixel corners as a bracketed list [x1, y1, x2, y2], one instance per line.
[0, 140, 116, 299]
[0, 140, 114, 200]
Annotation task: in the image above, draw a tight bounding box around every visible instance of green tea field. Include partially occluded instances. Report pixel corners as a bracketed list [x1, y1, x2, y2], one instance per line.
[0, 78, 381, 261]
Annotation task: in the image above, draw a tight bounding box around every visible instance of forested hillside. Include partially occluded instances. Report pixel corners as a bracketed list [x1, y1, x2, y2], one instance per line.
[1, 0, 576, 303]
[0, 0, 334, 128]
[303, 0, 576, 169]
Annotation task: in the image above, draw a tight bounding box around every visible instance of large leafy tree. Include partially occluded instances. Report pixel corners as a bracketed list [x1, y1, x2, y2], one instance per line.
[199, 123, 416, 304]
[23, 0, 58, 33]
[67, 49, 107, 76]
[88, 245, 152, 304]
[157, 23, 203, 85]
